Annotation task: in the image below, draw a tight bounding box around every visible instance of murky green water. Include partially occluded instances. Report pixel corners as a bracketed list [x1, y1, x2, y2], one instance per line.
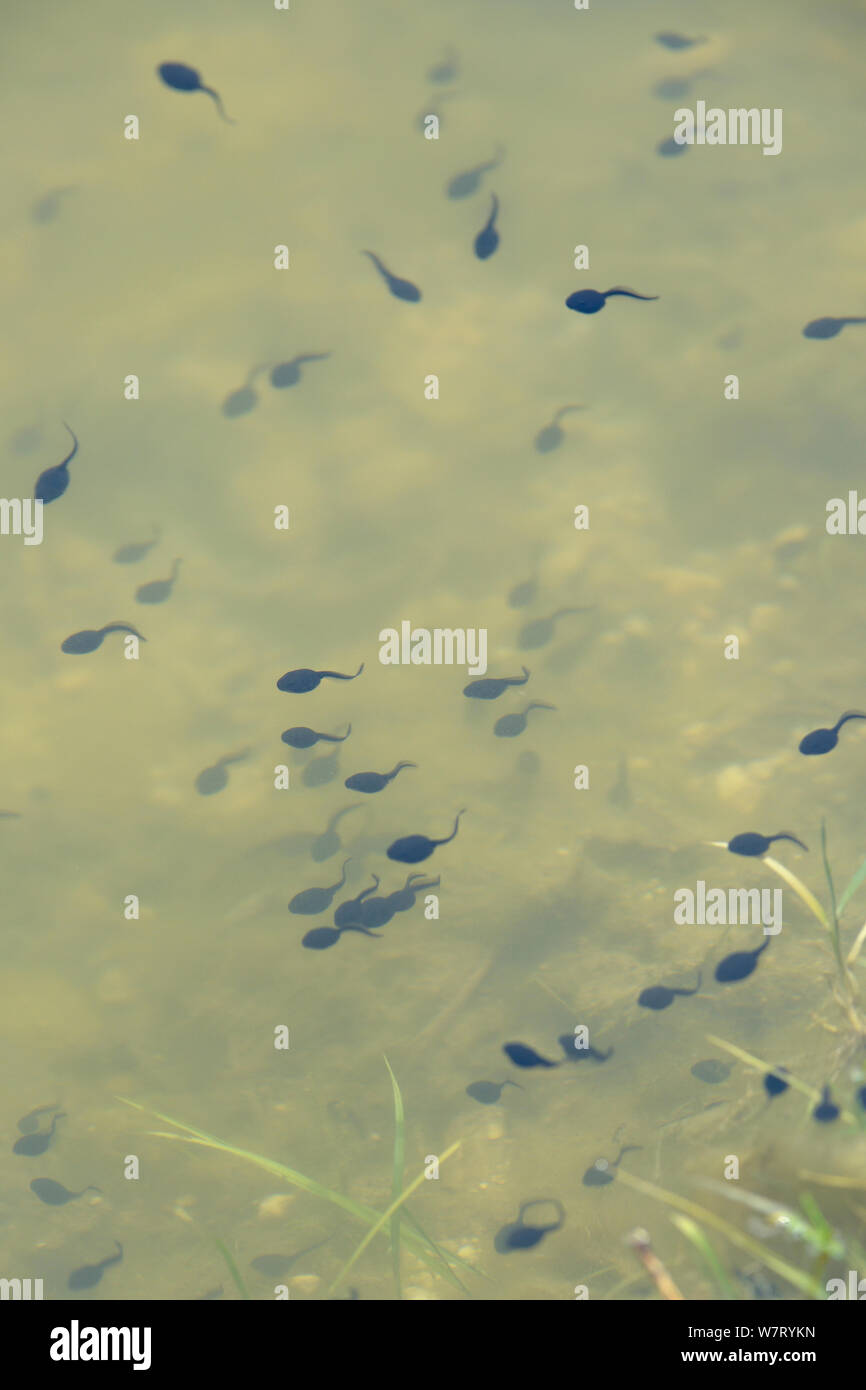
[3, 0, 866, 1302]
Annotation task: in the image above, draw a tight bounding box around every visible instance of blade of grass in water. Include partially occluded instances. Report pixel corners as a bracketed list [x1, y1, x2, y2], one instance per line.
[704, 1037, 858, 1124]
[762, 855, 829, 930]
[615, 1171, 825, 1299]
[820, 821, 846, 978]
[837, 851, 866, 916]
[117, 1097, 471, 1291]
[214, 1237, 249, 1300]
[669, 1216, 738, 1300]
[383, 1056, 405, 1300]
[328, 1140, 462, 1295]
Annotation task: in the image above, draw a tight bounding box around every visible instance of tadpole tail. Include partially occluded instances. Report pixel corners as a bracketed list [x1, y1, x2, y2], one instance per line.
[605, 287, 659, 302]
[203, 86, 236, 124]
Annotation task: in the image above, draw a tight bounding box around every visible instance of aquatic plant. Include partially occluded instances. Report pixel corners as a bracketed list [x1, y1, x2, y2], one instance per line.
[713, 821, 866, 1039]
[617, 1170, 838, 1300]
[119, 1060, 478, 1299]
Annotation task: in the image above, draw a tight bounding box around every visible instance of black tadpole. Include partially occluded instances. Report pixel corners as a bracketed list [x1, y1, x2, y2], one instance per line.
[557, 1035, 613, 1063]
[362, 251, 421, 302]
[34, 423, 78, 504]
[277, 664, 364, 693]
[61, 623, 144, 654]
[727, 831, 808, 857]
[474, 194, 500, 259]
[463, 667, 529, 700]
[31, 1178, 101, 1206]
[386, 810, 465, 864]
[802, 316, 866, 340]
[13, 1112, 66, 1155]
[812, 1085, 840, 1124]
[566, 287, 658, 315]
[799, 711, 866, 755]
[157, 63, 235, 123]
[466, 1080, 522, 1105]
[502, 1041, 559, 1069]
[638, 974, 701, 1011]
[67, 1241, 123, 1291]
[714, 939, 770, 984]
[582, 1146, 642, 1188]
[494, 1199, 564, 1252]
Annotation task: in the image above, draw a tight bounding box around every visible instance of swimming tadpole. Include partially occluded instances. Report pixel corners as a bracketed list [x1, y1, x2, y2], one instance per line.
[713, 939, 770, 984]
[344, 762, 416, 794]
[463, 667, 529, 700]
[473, 194, 500, 260]
[582, 1145, 642, 1188]
[383, 873, 439, 916]
[802, 317, 866, 341]
[655, 32, 706, 50]
[67, 1241, 123, 1291]
[446, 148, 504, 199]
[386, 810, 465, 864]
[282, 725, 351, 750]
[249, 1237, 332, 1278]
[195, 749, 251, 796]
[533, 405, 585, 454]
[517, 607, 590, 650]
[727, 831, 807, 857]
[302, 748, 342, 788]
[361, 252, 421, 303]
[17, 1103, 61, 1134]
[763, 1068, 790, 1098]
[495, 1199, 564, 1252]
[112, 525, 160, 564]
[277, 664, 364, 693]
[13, 1111, 66, 1155]
[637, 973, 701, 1011]
[493, 702, 556, 738]
[334, 875, 380, 928]
[465, 1080, 522, 1105]
[135, 558, 181, 604]
[812, 1085, 840, 1124]
[301, 923, 380, 951]
[799, 711, 866, 755]
[556, 1036, 613, 1064]
[30, 1178, 101, 1206]
[690, 1059, 732, 1085]
[310, 805, 362, 862]
[565, 287, 658, 315]
[289, 860, 351, 915]
[221, 365, 270, 418]
[270, 353, 332, 389]
[34, 423, 78, 504]
[61, 623, 145, 654]
[502, 1041, 559, 1070]
[157, 62, 235, 124]
[427, 45, 459, 84]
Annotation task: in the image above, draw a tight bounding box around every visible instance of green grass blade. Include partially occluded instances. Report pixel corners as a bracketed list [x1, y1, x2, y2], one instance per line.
[761, 856, 829, 930]
[616, 1170, 825, 1299]
[117, 1097, 471, 1292]
[383, 1056, 405, 1300]
[703, 1038, 857, 1124]
[670, 1216, 738, 1299]
[214, 1238, 249, 1300]
[328, 1140, 461, 1295]
[838, 853, 866, 915]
